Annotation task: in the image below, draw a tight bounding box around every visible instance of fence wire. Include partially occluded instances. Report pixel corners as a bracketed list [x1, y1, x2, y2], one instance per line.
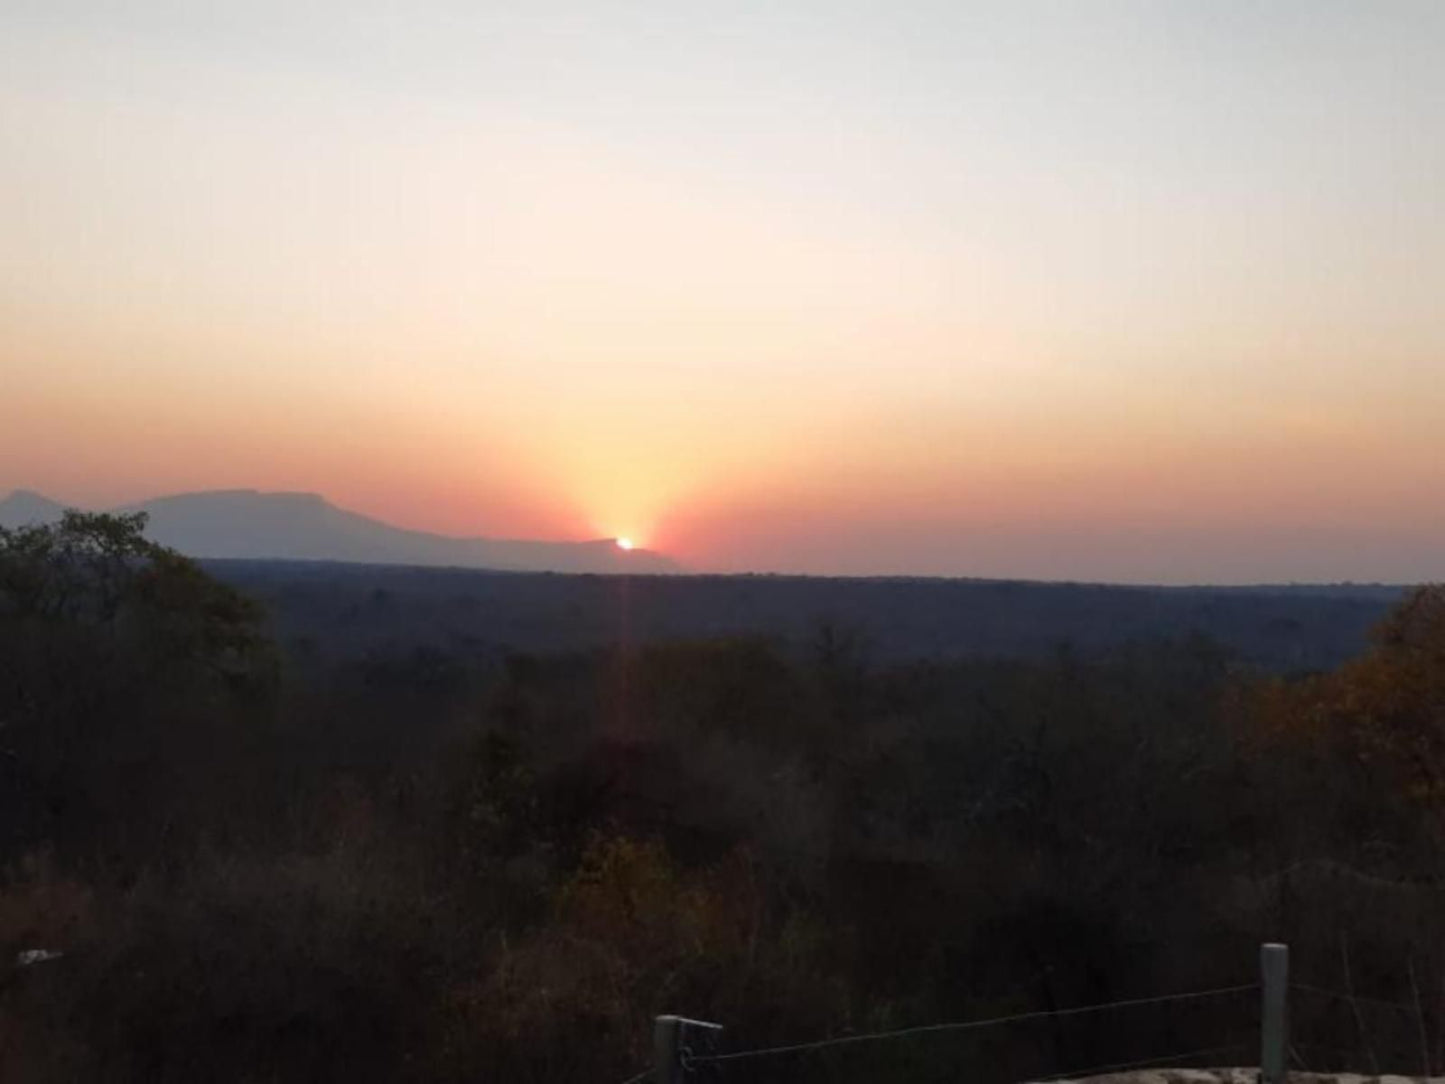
[687, 982, 1257, 1067]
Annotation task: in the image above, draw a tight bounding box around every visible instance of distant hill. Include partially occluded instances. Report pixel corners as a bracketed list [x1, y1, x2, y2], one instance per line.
[0, 488, 680, 575]
[0, 489, 67, 527]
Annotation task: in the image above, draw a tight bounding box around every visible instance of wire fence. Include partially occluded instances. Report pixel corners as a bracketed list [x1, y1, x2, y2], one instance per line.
[684, 984, 1257, 1068]
[620, 945, 1445, 1084]
[620, 977, 1263, 1084]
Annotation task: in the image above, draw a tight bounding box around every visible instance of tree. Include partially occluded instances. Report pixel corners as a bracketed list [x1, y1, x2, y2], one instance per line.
[1254, 584, 1445, 842]
[0, 510, 159, 622]
[0, 510, 270, 675]
[0, 511, 275, 861]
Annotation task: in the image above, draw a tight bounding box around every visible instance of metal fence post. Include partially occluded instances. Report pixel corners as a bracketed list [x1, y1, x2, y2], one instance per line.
[654, 1015, 724, 1083]
[1261, 943, 1289, 1084]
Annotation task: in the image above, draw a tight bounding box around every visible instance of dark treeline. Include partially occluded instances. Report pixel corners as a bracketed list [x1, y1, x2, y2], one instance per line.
[209, 558, 1400, 673]
[2, 514, 1444, 1083]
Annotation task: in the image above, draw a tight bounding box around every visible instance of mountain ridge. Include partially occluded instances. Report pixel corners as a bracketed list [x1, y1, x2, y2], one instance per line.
[0, 488, 680, 575]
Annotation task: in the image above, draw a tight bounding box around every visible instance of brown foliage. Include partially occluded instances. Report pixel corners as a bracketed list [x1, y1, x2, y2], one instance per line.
[1252, 585, 1445, 821]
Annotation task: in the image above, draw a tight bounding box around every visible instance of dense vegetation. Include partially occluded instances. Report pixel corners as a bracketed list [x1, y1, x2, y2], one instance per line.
[210, 558, 1400, 672]
[2, 514, 1444, 1082]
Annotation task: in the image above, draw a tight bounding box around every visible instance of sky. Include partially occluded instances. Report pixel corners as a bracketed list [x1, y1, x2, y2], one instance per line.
[2, 1, 1443, 583]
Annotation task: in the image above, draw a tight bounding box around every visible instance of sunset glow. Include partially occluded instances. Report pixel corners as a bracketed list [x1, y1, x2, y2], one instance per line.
[3, 2, 1444, 582]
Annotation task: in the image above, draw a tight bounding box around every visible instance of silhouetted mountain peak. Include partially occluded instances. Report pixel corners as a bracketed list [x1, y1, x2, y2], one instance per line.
[0, 489, 68, 528]
[1, 487, 681, 574]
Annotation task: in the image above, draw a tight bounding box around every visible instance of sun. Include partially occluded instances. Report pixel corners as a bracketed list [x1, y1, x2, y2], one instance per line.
[616, 537, 636, 551]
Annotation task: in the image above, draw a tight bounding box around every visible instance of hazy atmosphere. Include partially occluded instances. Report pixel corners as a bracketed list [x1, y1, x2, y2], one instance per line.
[9, 7, 1445, 1084]
[4, 1, 1443, 581]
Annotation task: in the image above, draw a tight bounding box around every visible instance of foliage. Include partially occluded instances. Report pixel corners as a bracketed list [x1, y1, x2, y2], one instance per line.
[2, 565, 1445, 1081]
[0, 510, 271, 675]
[0, 511, 275, 864]
[1253, 585, 1445, 838]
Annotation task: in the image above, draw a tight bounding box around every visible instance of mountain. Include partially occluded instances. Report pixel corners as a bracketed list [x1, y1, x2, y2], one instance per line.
[0, 489, 681, 574]
[0, 489, 68, 528]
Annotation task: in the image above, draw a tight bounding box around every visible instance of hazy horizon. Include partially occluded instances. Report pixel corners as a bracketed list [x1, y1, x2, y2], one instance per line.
[4, 1, 1444, 584]
[0, 483, 1422, 587]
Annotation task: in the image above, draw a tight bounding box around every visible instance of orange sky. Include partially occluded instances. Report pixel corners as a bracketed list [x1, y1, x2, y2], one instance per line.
[3, 2, 1444, 582]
